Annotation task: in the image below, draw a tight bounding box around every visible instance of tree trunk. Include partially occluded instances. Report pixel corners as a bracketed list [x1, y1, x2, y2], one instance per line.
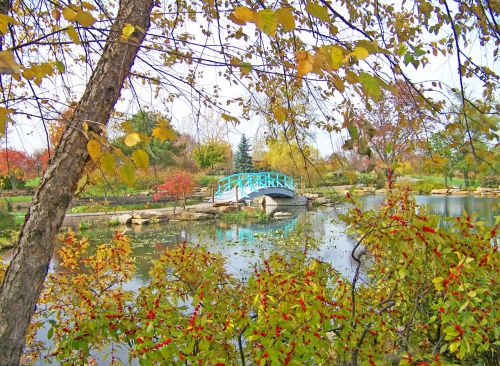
[0, 1, 153, 364]
[463, 169, 469, 188]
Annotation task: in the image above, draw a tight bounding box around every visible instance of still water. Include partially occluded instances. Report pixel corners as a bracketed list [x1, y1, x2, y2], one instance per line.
[49, 195, 499, 289]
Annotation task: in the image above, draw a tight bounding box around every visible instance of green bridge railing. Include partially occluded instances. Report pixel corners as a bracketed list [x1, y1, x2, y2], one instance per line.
[215, 171, 294, 199]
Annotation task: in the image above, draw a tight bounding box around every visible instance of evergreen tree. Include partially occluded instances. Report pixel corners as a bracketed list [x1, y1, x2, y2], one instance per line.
[234, 135, 254, 173]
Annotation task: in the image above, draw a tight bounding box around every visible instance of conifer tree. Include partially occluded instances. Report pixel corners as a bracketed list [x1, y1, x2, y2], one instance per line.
[233, 135, 254, 173]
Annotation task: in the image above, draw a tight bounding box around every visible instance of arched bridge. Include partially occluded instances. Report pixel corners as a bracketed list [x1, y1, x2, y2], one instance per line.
[214, 172, 295, 203]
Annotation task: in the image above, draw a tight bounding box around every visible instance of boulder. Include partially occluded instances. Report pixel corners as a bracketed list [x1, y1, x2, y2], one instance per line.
[218, 205, 239, 213]
[431, 189, 449, 195]
[213, 202, 231, 207]
[273, 211, 293, 219]
[132, 211, 163, 219]
[179, 212, 214, 221]
[315, 196, 332, 205]
[111, 214, 133, 225]
[131, 218, 150, 225]
[250, 196, 266, 208]
[303, 193, 319, 200]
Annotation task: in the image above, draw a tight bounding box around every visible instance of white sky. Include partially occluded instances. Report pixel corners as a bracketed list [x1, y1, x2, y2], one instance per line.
[2, 3, 498, 159]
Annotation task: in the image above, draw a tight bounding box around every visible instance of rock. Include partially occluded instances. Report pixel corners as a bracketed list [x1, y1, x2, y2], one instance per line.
[303, 193, 319, 199]
[375, 189, 386, 194]
[133, 211, 162, 219]
[273, 211, 293, 219]
[187, 206, 219, 215]
[431, 189, 449, 195]
[315, 196, 332, 205]
[250, 196, 266, 208]
[179, 212, 214, 220]
[451, 190, 470, 196]
[264, 195, 307, 206]
[131, 218, 150, 225]
[218, 205, 239, 213]
[111, 214, 133, 225]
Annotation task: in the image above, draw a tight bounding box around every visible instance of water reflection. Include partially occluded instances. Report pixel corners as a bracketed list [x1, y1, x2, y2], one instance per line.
[360, 195, 499, 226]
[43, 195, 499, 289]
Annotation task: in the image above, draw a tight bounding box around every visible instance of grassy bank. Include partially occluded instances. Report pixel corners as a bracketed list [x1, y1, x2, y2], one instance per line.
[218, 209, 270, 224]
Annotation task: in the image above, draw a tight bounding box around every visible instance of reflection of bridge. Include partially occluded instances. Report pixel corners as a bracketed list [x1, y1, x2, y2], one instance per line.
[215, 172, 295, 203]
[215, 216, 298, 243]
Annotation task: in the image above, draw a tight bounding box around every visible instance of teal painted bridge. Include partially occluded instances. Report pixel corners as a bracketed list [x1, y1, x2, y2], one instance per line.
[214, 172, 295, 203]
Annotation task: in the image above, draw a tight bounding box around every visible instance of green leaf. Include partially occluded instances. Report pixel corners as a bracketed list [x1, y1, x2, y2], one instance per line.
[306, 1, 330, 22]
[132, 149, 149, 169]
[347, 122, 359, 140]
[359, 72, 381, 100]
[100, 153, 115, 175]
[118, 163, 136, 187]
[240, 62, 253, 75]
[254, 9, 277, 37]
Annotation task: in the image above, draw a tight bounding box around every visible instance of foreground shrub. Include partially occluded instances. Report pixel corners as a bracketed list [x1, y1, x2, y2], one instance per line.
[25, 190, 499, 365]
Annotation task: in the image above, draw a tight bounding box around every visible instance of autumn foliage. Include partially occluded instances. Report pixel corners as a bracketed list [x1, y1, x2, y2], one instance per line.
[153, 171, 195, 213]
[19, 189, 498, 365]
[0, 149, 37, 179]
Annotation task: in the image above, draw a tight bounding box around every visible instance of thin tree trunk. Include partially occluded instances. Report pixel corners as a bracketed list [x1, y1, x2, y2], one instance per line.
[0, 1, 153, 364]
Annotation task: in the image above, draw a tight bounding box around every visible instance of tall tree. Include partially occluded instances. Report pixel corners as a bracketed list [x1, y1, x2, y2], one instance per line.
[234, 135, 254, 173]
[0, 1, 154, 363]
[193, 140, 231, 172]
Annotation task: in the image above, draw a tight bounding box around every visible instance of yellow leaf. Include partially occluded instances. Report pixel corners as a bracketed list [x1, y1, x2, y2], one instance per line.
[296, 51, 313, 77]
[432, 277, 444, 291]
[67, 26, 81, 44]
[467, 290, 476, 298]
[276, 8, 295, 32]
[0, 107, 15, 135]
[345, 70, 358, 84]
[0, 14, 15, 35]
[152, 126, 175, 141]
[306, 1, 330, 22]
[352, 46, 369, 60]
[449, 341, 460, 353]
[254, 9, 277, 37]
[62, 6, 78, 22]
[87, 139, 101, 160]
[75, 10, 96, 27]
[122, 23, 135, 37]
[82, 1, 97, 10]
[0, 51, 21, 75]
[132, 149, 149, 169]
[51, 8, 61, 21]
[272, 106, 287, 123]
[232, 6, 255, 24]
[118, 164, 136, 187]
[330, 75, 345, 92]
[100, 153, 115, 175]
[124, 132, 141, 147]
[328, 46, 344, 70]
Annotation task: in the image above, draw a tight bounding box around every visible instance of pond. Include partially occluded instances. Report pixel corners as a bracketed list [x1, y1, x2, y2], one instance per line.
[46, 194, 499, 290]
